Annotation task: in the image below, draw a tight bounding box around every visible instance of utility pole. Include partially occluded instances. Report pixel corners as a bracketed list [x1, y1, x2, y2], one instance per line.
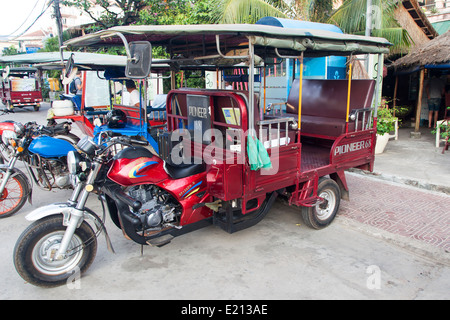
[53, 0, 64, 63]
[365, 0, 372, 72]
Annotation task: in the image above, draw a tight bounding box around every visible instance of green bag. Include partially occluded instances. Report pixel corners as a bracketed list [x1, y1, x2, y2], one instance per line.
[247, 135, 272, 170]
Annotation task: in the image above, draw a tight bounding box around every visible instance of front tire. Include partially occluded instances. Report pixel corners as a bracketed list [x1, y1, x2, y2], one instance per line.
[301, 178, 341, 229]
[13, 215, 97, 288]
[0, 169, 29, 218]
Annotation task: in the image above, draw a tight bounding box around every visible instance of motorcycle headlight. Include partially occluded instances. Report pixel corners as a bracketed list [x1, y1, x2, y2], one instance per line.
[2, 130, 17, 146]
[77, 136, 98, 156]
[67, 150, 81, 174]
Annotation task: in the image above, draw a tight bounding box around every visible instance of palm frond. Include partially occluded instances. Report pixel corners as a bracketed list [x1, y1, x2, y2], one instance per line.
[327, 0, 413, 52]
[211, 0, 287, 24]
[371, 27, 414, 54]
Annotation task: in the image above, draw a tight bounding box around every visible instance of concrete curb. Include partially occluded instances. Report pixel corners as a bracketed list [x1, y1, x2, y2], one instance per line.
[338, 217, 450, 267]
[347, 168, 450, 196]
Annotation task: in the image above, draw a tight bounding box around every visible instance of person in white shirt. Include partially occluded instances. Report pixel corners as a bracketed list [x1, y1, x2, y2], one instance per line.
[123, 80, 140, 107]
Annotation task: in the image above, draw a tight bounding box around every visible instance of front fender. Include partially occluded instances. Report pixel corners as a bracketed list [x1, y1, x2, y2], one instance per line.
[25, 202, 74, 223]
[25, 202, 115, 253]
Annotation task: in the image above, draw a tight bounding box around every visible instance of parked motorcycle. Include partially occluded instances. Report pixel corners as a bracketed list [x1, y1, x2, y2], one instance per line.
[0, 121, 78, 218]
[1, 108, 79, 163]
[0, 110, 16, 163]
[13, 132, 223, 287]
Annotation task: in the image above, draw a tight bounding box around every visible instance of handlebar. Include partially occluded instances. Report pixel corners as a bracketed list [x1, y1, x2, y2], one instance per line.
[38, 126, 54, 135]
[95, 131, 149, 156]
[117, 135, 149, 146]
[0, 109, 14, 115]
[98, 130, 149, 146]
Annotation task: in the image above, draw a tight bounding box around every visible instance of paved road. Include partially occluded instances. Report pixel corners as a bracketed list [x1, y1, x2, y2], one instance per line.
[0, 103, 448, 301]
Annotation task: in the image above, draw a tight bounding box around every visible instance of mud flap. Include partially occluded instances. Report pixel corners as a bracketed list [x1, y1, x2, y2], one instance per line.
[330, 170, 349, 201]
[214, 191, 278, 234]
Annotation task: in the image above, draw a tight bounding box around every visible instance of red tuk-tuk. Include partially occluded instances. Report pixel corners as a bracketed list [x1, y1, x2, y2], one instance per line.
[0, 67, 43, 111]
[13, 22, 392, 287]
[61, 23, 389, 231]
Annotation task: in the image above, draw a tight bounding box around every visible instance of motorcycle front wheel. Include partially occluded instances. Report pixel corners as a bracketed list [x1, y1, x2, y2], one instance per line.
[0, 169, 29, 218]
[14, 215, 97, 288]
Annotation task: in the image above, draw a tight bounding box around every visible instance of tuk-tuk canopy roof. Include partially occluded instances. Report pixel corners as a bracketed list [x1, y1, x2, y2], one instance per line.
[0, 52, 127, 70]
[7, 67, 38, 73]
[64, 23, 391, 61]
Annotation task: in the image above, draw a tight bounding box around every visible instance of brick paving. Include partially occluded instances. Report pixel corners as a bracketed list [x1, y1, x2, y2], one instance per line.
[339, 173, 450, 252]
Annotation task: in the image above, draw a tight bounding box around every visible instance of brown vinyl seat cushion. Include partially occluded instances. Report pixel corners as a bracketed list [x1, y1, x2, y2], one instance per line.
[286, 79, 375, 138]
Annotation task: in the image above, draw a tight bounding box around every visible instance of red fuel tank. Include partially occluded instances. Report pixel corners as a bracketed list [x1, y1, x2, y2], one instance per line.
[107, 147, 167, 186]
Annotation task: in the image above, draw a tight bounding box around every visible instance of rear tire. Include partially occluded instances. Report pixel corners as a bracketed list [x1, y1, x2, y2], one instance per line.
[13, 215, 97, 288]
[301, 178, 341, 229]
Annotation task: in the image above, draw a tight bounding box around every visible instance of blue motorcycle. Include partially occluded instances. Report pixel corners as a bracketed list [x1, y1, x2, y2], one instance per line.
[0, 121, 77, 218]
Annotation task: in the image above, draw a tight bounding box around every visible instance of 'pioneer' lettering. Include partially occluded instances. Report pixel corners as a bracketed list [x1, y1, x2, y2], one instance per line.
[334, 139, 371, 156]
[188, 105, 208, 118]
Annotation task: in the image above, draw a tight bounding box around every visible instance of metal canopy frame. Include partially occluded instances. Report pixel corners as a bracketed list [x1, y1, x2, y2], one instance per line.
[64, 23, 391, 134]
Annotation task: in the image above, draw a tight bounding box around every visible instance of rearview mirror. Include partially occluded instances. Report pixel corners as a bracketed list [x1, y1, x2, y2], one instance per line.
[64, 53, 74, 78]
[126, 41, 152, 79]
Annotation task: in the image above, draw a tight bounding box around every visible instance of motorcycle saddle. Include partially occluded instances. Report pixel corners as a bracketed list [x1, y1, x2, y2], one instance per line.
[164, 159, 206, 179]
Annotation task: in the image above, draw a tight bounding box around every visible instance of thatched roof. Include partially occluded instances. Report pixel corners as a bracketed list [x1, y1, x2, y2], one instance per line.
[392, 30, 450, 69]
[401, 0, 438, 40]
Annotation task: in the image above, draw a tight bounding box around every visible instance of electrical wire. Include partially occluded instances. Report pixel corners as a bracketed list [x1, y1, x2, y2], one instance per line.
[4, 0, 43, 37]
[9, 0, 55, 40]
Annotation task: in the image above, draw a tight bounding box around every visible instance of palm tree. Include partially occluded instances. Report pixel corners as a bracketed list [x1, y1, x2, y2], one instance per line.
[286, 0, 334, 22]
[327, 0, 413, 53]
[210, 0, 334, 24]
[210, 0, 288, 24]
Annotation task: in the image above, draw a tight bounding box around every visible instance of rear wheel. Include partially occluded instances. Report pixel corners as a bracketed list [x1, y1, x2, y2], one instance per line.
[301, 178, 341, 229]
[0, 169, 29, 218]
[13, 215, 97, 288]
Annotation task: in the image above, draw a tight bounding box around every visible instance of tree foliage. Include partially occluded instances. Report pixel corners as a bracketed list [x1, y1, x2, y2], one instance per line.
[139, 0, 212, 25]
[62, 0, 148, 29]
[2, 46, 19, 56]
[209, 0, 334, 24]
[327, 0, 413, 52]
[40, 31, 72, 52]
[210, 0, 287, 24]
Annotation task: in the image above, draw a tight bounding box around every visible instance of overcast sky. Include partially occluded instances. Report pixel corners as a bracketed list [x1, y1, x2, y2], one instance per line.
[0, 0, 52, 37]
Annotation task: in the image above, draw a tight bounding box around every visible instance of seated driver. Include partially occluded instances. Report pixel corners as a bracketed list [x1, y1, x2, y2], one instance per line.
[122, 80, 140, 107]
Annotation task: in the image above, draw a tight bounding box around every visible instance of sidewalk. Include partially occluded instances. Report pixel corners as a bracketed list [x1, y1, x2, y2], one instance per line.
[341, 173, 450, 252]
[370, 126, 450, 193]
[342, 125, 450, 257]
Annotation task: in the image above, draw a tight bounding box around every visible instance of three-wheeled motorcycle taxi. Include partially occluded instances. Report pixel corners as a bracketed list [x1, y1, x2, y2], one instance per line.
[14, 22, 391, 287]
[0, 67, 43, 111]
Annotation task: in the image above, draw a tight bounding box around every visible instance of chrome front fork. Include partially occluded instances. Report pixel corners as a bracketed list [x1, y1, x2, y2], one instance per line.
[55, 162, 102, 260]
[0, 154, 19, 195]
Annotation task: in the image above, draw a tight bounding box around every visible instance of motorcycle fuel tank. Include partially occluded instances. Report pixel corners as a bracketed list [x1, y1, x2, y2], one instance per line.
[107, 147, 167, 186]
[0, 121, 15, 135]
[28, 135, 76, 158]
